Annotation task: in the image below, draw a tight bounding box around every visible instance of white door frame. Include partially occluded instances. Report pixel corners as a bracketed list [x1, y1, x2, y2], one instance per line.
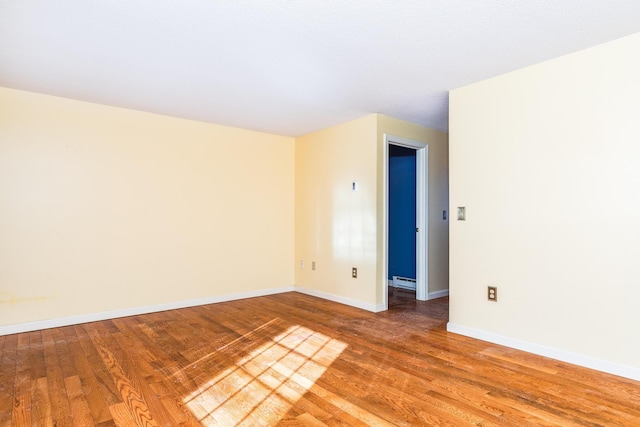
[383, 134, 428, 308]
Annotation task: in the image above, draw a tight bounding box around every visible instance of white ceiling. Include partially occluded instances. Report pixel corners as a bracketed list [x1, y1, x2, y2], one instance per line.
[2, 1, 640, 137]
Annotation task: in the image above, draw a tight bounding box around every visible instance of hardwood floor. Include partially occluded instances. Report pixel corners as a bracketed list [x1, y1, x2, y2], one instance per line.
[1, 290, 639, 426]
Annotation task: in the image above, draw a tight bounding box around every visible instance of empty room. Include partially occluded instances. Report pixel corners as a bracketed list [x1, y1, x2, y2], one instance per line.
[1, 2, 639, 426]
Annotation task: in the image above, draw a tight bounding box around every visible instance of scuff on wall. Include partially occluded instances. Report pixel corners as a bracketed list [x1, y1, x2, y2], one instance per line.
[0, 292, 50, 305]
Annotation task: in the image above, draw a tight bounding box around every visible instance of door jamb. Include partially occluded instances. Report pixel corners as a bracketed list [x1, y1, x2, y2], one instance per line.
[383, 134, 428, 309]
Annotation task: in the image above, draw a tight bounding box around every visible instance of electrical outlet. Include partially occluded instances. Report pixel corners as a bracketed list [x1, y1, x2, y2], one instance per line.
[352, 267, 358, 278]
[312, 261, 316, 271]
[300, 261, 304, 270]
[488, 286, 497, 302]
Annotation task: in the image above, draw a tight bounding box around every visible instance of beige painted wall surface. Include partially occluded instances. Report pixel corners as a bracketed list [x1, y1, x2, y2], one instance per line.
[376, 115, 449, 305]
[295, 115, 378, 306]
[449, 33, 640, 368]
[0, 87, 294, 326]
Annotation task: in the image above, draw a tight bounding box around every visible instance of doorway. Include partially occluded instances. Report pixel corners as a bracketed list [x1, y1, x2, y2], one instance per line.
[388, 145, 417, 295]
[383, 135, 428, 309]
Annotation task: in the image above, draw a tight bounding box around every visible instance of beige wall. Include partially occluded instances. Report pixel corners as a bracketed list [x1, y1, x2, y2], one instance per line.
[1, 88, 448, 329]
[376, 116, 449, 304]
[0, 87, 294, 327]
[295, 114, 449, 309]
[449, 33, 640, 373]
[294, 115, 379, 307]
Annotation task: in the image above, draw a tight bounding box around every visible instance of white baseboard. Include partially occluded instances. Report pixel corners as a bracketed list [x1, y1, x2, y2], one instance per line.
[428, 289, 449, 300]
[6, 288, 636, 382]
[294, 287, 385, 312]
[0, 286, 294, 336]
[446, 322, 640, 382]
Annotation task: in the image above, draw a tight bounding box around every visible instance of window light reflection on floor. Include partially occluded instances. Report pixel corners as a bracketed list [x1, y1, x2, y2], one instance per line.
[184, 325, 347, 426]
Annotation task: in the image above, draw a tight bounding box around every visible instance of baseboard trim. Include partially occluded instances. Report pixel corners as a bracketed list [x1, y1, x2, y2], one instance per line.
[0, 286, 295, 336]
[446, 322, 640, 382]
[428, 289, 449, 300]
[294, 287, 384, 312]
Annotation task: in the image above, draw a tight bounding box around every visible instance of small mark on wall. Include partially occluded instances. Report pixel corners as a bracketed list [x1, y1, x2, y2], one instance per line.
[0, 292, 49, 305]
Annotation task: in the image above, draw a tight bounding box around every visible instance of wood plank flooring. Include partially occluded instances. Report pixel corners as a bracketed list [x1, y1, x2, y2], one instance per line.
[1, 290, 639, 426]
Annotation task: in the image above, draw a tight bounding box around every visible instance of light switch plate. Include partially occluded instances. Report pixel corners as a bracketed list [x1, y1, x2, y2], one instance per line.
[457, 207, 466, 221]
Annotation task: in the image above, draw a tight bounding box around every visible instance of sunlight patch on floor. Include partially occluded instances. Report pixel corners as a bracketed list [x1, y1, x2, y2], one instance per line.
[184, 325, 347, 426]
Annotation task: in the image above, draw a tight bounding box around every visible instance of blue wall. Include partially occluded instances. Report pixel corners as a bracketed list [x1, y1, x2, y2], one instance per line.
[388, 145, 416, 280]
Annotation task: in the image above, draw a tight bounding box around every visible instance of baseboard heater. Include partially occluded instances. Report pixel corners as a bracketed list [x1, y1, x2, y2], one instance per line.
[392, 276, 416, 291]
